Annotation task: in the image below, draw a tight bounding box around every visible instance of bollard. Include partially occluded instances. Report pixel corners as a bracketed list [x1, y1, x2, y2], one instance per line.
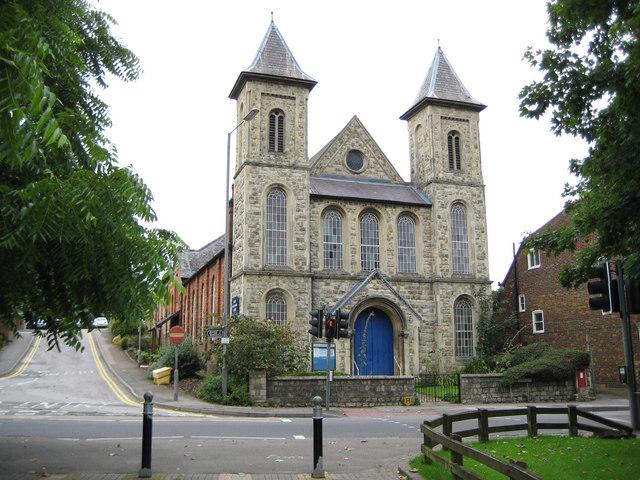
[311, 395, 325, 479]
[139, 391, 154, 478]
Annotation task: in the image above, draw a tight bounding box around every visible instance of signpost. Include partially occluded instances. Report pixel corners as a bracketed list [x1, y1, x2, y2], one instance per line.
[206, 326, 225, 340]
[169, 326, 185, 401]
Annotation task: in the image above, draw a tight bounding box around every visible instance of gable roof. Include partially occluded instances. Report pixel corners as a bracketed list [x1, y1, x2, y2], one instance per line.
[178, 234, 225, 281]
[309, 115, 404, 183]
[229, 20, 317, 99]
[310, 175, 431, 207]
[400, 47, 485, 120]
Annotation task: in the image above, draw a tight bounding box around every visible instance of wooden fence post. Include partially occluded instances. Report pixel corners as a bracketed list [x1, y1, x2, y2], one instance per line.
[422, 421, 433, 465]
[568, 405, 578, 436]
[442, 413, 452, 451]
[526, 405, 538, 438]
[451, 433, 463, 480]
[478, 408, 489, 443]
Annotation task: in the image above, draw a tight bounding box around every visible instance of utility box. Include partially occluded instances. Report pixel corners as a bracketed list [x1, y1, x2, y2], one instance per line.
[152, 367, 172, 385]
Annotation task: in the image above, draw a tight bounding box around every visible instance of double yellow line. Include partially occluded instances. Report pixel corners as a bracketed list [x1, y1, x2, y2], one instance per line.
[1, 335, 42, 379]
[87, 331, 140, 407]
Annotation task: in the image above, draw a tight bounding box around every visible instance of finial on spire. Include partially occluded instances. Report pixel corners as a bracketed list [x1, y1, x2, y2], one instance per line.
[437, 38, 440, 48]
[271, 11, 274, 22]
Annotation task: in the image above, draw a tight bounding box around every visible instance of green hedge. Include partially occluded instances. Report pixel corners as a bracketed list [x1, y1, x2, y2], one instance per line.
[197, 373, 252, 406]
[147, 340, 203, 379]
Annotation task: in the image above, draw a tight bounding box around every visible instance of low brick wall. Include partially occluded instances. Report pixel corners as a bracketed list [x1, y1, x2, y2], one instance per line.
[249, 370, 414, 407]
[460, 373, 576, 404]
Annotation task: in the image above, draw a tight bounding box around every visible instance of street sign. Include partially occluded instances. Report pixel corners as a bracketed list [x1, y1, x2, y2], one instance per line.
[221, 337, 230, 345]
[206, 326, 225, 340]
[231, 296, 240, 316]
[169, 325, 185, 345]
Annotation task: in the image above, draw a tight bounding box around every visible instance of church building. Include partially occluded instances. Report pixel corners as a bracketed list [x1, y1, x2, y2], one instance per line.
[228, 20, 491, 375]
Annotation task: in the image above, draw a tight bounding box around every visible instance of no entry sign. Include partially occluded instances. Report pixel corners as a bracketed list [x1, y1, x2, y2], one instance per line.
[169, 326, 185, 345]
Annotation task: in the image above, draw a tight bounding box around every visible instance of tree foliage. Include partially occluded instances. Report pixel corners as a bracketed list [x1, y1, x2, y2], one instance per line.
[519, 0, 640, 287]
[475, 288, 520, 359]
[0, 1, 183, 349]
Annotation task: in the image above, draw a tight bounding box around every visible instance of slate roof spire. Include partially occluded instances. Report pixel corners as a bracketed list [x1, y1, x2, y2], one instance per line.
[400, 47, 485, 120]
[229, 19, 317, 99]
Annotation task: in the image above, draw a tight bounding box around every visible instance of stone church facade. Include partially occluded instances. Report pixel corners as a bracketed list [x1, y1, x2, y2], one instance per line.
[228, 20, 491, 375]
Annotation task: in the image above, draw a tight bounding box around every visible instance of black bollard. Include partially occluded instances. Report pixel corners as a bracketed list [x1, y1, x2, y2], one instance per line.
[139, 391, 154, 478]
[311, 395, 324, 478]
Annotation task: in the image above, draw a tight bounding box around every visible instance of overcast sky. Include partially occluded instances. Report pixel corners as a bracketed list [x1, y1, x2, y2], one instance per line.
[98, 0, 587, 287]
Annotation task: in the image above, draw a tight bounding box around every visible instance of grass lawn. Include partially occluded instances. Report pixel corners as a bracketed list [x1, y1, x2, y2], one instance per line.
[409, 435, 640, 479]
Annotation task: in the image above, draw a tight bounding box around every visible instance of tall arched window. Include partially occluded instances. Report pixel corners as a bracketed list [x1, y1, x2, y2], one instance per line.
[454, 298, 473, 357]
[397, 215, 416, 273]
[360, 212, 380, 271]
[451, 203, 469, 274]
[447, 131, 461, 171]
[323, 209, 343, 269]
[266, 187, 287, 266]
[266, 291, 287, 325]
[269, 109, 284, 153]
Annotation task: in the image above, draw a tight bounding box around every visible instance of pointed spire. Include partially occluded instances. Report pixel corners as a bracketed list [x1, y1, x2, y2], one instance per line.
[230, 19, 316, 99]
[400, 47, 485, 120]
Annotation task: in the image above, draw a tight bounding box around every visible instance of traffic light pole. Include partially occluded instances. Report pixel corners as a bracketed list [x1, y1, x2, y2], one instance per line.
[616, 264, 640, 431]
[325, 335, 331, 411]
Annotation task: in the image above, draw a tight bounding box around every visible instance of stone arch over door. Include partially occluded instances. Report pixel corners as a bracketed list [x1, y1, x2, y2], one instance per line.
[350, 297, 406, 375]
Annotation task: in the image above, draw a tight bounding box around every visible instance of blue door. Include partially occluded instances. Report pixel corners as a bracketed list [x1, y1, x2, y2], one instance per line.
[353, 307, 394, 375]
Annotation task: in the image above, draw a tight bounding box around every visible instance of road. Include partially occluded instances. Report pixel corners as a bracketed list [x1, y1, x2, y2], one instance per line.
[0, 332, 631, 475]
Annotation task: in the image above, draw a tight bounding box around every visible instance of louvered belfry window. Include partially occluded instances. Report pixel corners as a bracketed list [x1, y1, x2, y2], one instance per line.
[266, 291, 287, 325]
[397, 215, 417, 273]
[323, 209, 343, 270]
[269, 110, 284, 153]
[360, 212, 380, 271]
[447, 131, 461, 171]
[266, 187, 287, 265]
[451, 203, 470, 274]
[454, 298, 473, 357]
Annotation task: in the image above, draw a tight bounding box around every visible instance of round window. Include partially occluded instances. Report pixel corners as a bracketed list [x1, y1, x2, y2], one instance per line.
[346, 150, 364, 172]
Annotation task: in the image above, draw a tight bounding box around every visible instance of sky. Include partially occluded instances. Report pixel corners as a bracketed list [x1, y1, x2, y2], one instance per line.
[98, 0, 587, 288]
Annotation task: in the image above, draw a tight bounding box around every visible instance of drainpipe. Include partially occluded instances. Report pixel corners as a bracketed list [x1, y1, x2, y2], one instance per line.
[513, 242, 519, 322]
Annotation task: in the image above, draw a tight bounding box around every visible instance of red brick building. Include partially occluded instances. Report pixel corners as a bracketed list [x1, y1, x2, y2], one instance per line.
[499, 211, 640, 389]
[151, 235, 225, 353]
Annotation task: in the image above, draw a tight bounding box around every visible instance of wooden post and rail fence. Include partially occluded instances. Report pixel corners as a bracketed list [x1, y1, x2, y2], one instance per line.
[421, 405, 634, 480]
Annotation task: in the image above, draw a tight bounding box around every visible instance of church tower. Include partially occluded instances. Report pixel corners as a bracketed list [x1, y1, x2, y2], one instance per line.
[401, 47, 490, 366]
[228, 20, 316, 334]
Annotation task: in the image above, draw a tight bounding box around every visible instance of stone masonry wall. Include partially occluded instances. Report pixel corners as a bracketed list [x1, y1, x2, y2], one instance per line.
[250, 371, 415, 407]
[460, 374, 576, 404]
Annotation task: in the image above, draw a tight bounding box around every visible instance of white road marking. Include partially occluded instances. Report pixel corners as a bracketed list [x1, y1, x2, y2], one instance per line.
[86, 437, 143, 442]
[280, 418, 292, 423]
[191, 435, 286, 440]
[58, 438, 80, 441]
[293, 435, 305, 440]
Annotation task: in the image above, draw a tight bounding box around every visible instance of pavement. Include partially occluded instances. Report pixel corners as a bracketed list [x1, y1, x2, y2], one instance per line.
[0, 330, 35, 376]
[0, 474, 414, 480]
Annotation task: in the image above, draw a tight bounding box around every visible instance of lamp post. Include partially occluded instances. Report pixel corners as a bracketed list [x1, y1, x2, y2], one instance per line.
[222, 107, 259, 396]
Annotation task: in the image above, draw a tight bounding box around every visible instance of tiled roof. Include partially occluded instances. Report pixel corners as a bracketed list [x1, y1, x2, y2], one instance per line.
[400, 47, 485, 119]
[230, 20, 316, 99]
[178, 234, 225, 281]
[310, 176, 432, 207]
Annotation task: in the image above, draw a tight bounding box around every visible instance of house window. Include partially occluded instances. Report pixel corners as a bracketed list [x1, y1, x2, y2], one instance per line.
[323, 209, 343, 270]
[518, 294, 526, 312]
[454, 298, 473, 357]
[397, 215, 416, 273]
[266, 292, 287, 325]
[447, 131, 461, 171]
[451, 203, 469, 274]
[527, 249, 541, 269]
[269, 109, 284, 153]
[532, 310, 545, 333]
[360, 212, 380, 271]
[266, 187, 287, 265]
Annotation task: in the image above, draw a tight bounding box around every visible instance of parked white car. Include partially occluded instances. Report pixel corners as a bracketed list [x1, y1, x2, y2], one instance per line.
[92, 317, 109, 328]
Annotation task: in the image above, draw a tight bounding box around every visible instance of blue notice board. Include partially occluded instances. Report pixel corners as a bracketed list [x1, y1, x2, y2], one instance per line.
[312, 343, 336, 371]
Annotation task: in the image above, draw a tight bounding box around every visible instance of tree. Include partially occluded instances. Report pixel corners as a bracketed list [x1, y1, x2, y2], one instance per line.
[0, 1, 183, 349]
[519, 0, 640, 287]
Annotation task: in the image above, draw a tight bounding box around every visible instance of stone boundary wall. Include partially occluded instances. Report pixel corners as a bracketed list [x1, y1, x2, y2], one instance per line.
[460, 373, 576, 404]
[249, 370, 414, 407]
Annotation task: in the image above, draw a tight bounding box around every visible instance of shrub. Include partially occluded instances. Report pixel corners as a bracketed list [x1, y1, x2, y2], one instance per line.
[0, 332, 6, 350]
[147, 340, 204, 379]
[460, 356, 494, 374]
[501, 342, 590, 386]
[109, 318, 140, 338]
[212, 316, 306, 381]
[197, 373, 252, 406]
[139, 350, 153, 365]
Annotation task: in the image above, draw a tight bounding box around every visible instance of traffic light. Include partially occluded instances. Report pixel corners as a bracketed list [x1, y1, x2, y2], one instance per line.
[309, 309, 323, 338]
[587, 262, 618, 313]
[336, 309, 350, 338]
[325, 313, 336, 339]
